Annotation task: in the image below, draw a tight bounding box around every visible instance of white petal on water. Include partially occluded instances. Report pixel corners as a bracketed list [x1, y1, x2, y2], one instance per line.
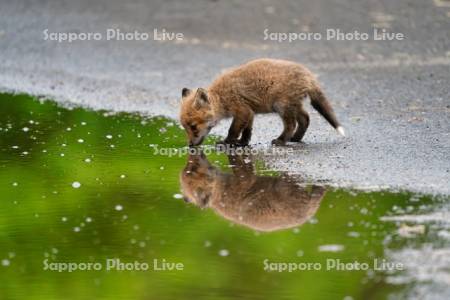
[77, 139, 84, 143]
[308, 218, 318, 224]
[106, 134, 113, 139]
[73, 227, 81, 232]
[173, 194, 183, 199]
[1, 259, 10, 267]
[218, 249, 229, 257]
[348, 231, 361, 238]
[115, 204, 123, 211]
[72, 181, 81, 188]
[22, 127, 29, 132]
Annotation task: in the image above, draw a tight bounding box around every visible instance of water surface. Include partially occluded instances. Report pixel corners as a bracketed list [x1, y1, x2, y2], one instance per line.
[0, 93, 448, 300]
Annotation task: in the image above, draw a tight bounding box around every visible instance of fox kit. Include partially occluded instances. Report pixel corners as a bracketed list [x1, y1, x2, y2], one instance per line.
[179, 152, 325, 232]
[180, 58, 345, 146]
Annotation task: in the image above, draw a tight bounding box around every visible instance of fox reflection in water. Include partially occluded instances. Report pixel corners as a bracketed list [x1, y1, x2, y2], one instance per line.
[179, 151, 326, 232]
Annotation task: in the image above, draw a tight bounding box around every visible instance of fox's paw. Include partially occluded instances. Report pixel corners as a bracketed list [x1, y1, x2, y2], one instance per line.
[236, 140, 250, 147]
[289, 137, 305, 143]
[271, 139, 286, 146]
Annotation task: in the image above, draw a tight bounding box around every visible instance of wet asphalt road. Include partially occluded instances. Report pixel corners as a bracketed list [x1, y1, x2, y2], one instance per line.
[0, 0, 449, 195]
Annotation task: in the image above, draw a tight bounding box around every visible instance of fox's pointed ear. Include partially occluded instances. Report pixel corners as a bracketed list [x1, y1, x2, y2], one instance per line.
[193, 88, 209, 108]
[182, 88, 192, 98]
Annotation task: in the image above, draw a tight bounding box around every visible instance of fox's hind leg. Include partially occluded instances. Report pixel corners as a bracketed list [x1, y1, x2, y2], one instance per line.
[272, 109, 296, 146]
[290, 107, 310, 142]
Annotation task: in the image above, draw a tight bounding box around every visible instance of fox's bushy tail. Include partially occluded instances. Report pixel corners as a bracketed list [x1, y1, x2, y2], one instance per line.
[308, 86, 345, 136]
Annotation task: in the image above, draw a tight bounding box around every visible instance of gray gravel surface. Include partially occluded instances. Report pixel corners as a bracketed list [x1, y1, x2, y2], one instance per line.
[0, 0, 449, 195]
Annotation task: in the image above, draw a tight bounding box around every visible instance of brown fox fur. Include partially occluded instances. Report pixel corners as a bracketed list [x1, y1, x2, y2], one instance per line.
[180, 58, 345, 146]
[179, 152, 325, 232]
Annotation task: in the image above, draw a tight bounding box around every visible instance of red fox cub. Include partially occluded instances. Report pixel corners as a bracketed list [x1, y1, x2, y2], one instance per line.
[180, 58, 345, 146]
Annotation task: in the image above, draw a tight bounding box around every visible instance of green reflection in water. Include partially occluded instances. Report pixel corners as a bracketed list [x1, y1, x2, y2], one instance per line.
[0, 93, 433, 300]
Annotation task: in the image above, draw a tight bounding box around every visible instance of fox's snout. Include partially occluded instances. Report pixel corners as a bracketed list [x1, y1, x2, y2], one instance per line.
[189, 135, 206, 147]
[182, 121, 212, 147]
[182, 119, 215, 146]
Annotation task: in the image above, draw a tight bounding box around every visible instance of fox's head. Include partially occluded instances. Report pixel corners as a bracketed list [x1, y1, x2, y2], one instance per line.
[179, 88, 216, 146]
[179, 152, 217, 208]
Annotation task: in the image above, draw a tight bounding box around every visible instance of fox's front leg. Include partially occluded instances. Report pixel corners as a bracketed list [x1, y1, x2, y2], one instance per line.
[238, 114, 254, 146]
[219, 109, 253, 146]
[222, 117, 246, 145]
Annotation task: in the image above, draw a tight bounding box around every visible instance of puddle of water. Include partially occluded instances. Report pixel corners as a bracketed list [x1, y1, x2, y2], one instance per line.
[0, 93, 448, 300]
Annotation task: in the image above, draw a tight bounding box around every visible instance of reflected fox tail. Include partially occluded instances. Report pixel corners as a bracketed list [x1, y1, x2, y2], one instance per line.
[308, 86, 345, 136]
